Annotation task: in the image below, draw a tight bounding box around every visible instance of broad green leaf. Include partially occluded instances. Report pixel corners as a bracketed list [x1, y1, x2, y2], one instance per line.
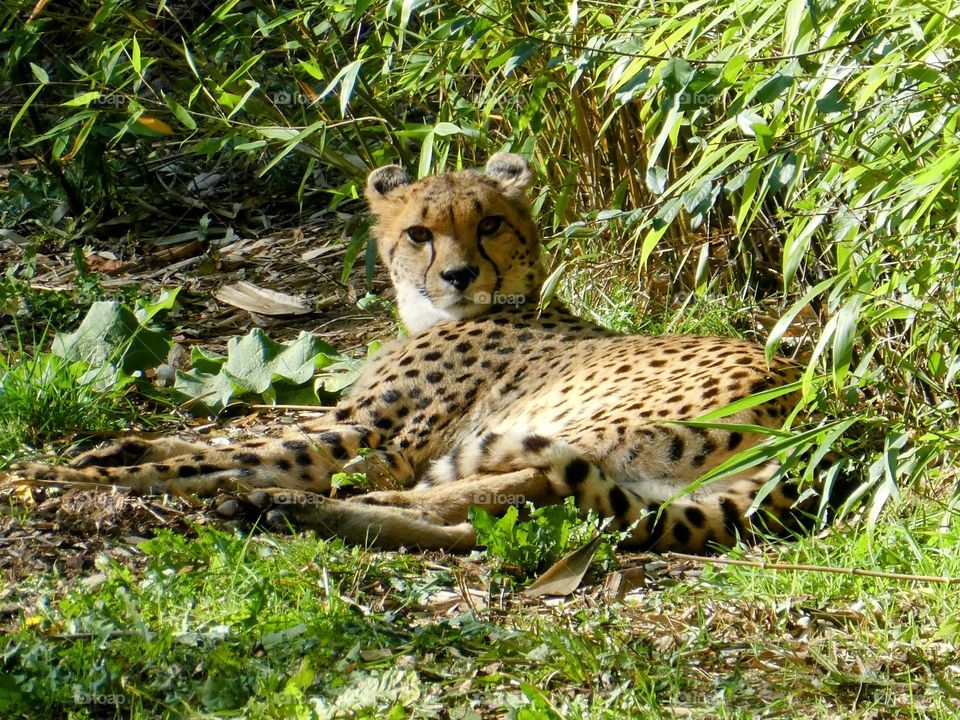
[223, 330, 336, 393]
[52, 302, 171, 374]
[166, 97, 197, 130]
[135, 287, 180, 323]
[645, 166, 668, 195]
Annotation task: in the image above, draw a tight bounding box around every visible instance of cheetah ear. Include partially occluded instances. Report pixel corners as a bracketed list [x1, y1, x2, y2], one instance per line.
[366, 164, 412, 201]
[484, 153, 533, 197]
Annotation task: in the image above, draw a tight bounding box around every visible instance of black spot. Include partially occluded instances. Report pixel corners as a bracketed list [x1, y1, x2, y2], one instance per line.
[330, 444, 349, 460]
[236, 452, 261, 466]
[152, 463, 170, 472]
[720, 497, 746, 540]
[564, 458, 590, 487]
[426, 371, 443, 384]
[276, 458, 292, 471]
[381, 390, 401, 403]
[97, 468, 110, 477]
[779, 482, 800, 501]
[727, 431, 743, 451]
[398, 356, 414, 366]
[334, 408, 352, 421]
[692, 454, 707, 467]
[684, 506, 707, 528]
[478, 432, 500, 452]
[295, 452, 313, 466]
[283, 440, 309, 450]
[523, 435, 551, 453]
[178, 465, 198, 478]
[424, 351, 442, 361]
[191, 454, 204, 461]
[374, 416, 394, 430]
[668, 435, 684, 462]
[404, 369, 420, 378]
[750, 379, 771, 394]
[198, 464, 220, 474]
[672, 521, 692, 546]
[609, 487, 630, 516]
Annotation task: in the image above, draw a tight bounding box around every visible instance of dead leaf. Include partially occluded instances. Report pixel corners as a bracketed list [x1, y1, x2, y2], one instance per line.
[522, 535, 602, 598]
[214, 281, 311, 316]
[136, 116, 174, 135]
[602, 566, 647, 600]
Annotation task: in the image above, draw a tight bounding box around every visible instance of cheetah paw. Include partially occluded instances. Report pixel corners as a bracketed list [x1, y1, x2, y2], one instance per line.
[212, 488, 327, 532]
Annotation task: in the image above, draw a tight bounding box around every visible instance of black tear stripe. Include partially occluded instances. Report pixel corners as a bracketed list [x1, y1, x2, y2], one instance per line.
[421, 240, 437, 289]
[476, 239, 503, 295]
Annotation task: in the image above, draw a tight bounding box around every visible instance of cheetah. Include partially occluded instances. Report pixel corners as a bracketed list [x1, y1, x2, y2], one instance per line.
[9, 153, 832, 553]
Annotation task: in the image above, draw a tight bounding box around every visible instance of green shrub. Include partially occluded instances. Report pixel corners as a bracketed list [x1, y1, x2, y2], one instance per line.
[4, 0, 958, 516]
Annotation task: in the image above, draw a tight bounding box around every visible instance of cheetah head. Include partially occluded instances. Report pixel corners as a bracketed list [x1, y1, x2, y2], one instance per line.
[366, 153, 545, 333]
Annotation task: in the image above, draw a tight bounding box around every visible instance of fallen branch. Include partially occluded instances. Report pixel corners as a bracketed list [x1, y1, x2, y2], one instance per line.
[664, 552, 959, 584]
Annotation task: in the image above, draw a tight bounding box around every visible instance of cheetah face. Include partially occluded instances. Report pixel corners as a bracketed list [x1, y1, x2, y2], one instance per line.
[366, 153, 545, 333]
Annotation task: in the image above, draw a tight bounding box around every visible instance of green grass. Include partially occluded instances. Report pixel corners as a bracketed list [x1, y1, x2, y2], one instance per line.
[0, 348, 134, 466]
[2, 509, 958, 719]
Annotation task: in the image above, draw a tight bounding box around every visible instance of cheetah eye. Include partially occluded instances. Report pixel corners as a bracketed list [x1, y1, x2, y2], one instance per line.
[406, 226, 433, 244]
[477, 216, 502, 236]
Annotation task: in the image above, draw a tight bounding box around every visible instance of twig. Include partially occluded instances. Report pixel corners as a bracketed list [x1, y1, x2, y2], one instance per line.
[664, 552, 959, 584]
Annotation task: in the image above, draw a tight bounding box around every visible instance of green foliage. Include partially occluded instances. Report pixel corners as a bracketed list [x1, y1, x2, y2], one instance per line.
[172, 328, 363, 414]
[0, 348, 132, 464]
[469, 497, 617, 574]
[6, 2, 957, 505]
[3, 512, 959, 717]
[51, 291, 177, 382]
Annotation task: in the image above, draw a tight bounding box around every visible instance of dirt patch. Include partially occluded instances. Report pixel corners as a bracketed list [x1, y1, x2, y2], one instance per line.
[0, 219, 398, 599]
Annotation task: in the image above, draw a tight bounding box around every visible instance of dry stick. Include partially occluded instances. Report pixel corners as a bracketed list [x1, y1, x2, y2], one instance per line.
[664, 552, 959, 585]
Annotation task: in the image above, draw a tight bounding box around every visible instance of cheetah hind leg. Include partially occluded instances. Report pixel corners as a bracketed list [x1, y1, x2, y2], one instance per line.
[349, 468, 563, 524]
[217, 488, 478, 550]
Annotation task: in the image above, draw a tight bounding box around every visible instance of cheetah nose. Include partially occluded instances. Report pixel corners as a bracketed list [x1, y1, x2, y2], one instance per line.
[440, 265, 479, 292]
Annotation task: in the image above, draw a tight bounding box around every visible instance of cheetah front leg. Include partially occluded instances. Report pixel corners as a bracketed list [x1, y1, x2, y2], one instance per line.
[7, 425, 402, 497]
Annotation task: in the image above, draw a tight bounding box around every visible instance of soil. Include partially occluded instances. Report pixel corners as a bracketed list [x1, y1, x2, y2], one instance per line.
[0, 218, 398, 610]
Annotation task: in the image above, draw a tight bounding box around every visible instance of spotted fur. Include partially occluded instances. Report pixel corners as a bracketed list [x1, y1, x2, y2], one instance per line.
[9, 154, 829, 552]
